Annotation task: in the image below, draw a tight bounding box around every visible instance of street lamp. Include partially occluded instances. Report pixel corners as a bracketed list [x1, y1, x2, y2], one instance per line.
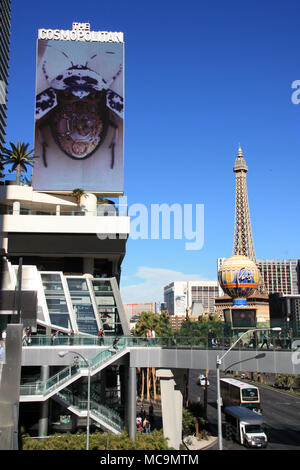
[216, 326, 281, 450]
[59, 350, 91, 450]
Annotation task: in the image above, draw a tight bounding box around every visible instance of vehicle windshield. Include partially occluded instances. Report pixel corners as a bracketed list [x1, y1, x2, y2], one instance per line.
[245, 425, 263, 434]
[242, 388, 258, 401]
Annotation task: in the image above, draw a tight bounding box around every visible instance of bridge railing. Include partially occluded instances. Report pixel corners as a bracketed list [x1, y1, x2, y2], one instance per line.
[22, 332, 299, 351]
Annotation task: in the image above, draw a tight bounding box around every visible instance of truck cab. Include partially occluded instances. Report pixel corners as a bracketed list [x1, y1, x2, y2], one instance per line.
[225, 406, 268, 448]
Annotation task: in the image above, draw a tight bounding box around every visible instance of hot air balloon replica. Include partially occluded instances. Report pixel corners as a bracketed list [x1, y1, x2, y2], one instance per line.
[218, 255, 260, 307]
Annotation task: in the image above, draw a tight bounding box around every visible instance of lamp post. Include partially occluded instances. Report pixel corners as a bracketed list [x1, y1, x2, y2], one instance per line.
[59, 350, 91, 450]
[216, 326, 281, 450]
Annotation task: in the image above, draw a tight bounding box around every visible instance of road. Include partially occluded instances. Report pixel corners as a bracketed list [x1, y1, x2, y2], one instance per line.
[188, 370, 300, 450]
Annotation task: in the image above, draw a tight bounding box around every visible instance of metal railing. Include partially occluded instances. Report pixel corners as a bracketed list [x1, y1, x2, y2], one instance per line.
[23, 332, 299, 351]
[56, 389, 123, 432]
[20, 347, 124, 397]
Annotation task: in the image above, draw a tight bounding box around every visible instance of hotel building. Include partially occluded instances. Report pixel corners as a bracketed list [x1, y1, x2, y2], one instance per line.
[0, 0, 11, 150]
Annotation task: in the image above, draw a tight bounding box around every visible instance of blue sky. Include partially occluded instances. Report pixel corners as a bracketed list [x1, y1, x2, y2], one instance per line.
[4, 0, 300, 302]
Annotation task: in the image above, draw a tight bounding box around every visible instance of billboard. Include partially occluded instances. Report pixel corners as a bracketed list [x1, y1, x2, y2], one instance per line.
[232, 309, 256, 328]
[33, 27, 124, 193]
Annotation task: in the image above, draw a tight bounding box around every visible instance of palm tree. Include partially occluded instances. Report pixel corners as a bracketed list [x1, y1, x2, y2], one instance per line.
[134, 311, 173, 403]
[71, 188, 87, 205]
[1, 141, 39, 184]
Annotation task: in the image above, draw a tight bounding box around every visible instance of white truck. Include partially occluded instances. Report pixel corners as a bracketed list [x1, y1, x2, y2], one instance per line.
[224, 406, 268, 448]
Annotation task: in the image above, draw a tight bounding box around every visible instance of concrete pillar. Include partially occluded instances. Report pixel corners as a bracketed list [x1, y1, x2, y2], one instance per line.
[83, 258, 94, 276]
[156, 369, 183, 450]
[38, 366, 49, 437]
[119, 366, 127, 423]
[0, 324, 23, 450]
[127, 366, 136, 441]
[56, 205, 60, 216]
[112, 260, 121, 285]
[80, 193, 97, 216]
[45, 325, 51, 335]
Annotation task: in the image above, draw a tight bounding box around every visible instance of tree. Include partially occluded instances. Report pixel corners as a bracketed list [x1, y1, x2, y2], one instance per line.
[133, 311, 174, 402]
[156, 311, 173, 339]
[133, 311, 160, 337]
[179, 315, 224, 347]
[133, 312, 160, 401]
[1, 141, 39, 184]
[71, 188, 87, 205]
[182, 408, 197, 437]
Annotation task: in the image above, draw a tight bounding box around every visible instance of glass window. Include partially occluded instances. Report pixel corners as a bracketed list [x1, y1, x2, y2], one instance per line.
[67, 277, 98, 335]
[245, 425, 263, 433]
[242, 387, 258, 401]
[91, 279, 123, 335]
[41, 273, 71, 329]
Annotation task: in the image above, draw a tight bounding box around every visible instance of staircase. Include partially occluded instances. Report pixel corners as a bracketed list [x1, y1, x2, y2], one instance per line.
[54, 389, 123, 434]
[20, 346, 129, 402]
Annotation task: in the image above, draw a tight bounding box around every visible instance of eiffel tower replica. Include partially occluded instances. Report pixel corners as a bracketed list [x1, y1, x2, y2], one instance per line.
[233, 145, 256, 262]
[215, 146, 270, 325]
[233, 145, 267, 294]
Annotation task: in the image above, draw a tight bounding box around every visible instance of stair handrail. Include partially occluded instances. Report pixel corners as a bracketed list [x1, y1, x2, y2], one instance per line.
[20, 346, 128, 397]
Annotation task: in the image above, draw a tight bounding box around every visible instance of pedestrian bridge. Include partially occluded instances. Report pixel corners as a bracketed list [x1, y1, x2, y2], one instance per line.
[1, 326, 299, 450]
[21, 334, 300, 375]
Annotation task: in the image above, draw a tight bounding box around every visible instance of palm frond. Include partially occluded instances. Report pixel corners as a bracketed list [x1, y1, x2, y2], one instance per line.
[1, 141, 39, 183]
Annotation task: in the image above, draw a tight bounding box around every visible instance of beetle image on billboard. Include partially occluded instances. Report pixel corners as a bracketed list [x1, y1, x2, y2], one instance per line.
[33, 38, 124, 193]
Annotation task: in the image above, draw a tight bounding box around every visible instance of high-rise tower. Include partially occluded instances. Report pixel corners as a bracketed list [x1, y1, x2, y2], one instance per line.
[232, 145, 256, 261]
[215, 145, 270, 323]
[0, 0, 12, 151]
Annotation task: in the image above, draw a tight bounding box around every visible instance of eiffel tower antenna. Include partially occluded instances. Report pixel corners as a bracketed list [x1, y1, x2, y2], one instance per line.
[232, 145, 256, 261]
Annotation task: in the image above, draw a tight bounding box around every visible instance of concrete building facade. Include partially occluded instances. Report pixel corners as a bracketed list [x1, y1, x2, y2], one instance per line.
[0, 0, 11, 151]
[124, 302, 162, 324]
[0, 184, 131, 440]
[164, 280, 219, 317]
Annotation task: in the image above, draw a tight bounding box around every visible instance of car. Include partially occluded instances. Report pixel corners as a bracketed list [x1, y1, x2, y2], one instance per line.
[196, 374, 210, 386]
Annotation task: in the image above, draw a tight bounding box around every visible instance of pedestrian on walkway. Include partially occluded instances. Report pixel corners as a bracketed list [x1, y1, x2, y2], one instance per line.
[136, 417, 143, 433]
[71, 355, 79, 373]
[146, 329, 152, 346]
[249, 332, 257, 348]
[286, 330, 292, 349]
[112, 336, 119, 350]
[143, 417, 151, 433]
[98, 328, 104, 346]
[208, 329, 214, 347]
[51, 331, 58, 345]
[69, 329, 74, 346]
[149, 402, 154, 425]
[22, 329, 28, 346]
[260, 332, 269, 349]
[26, 328, 32, 345]
[151, 329, 156, 345]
